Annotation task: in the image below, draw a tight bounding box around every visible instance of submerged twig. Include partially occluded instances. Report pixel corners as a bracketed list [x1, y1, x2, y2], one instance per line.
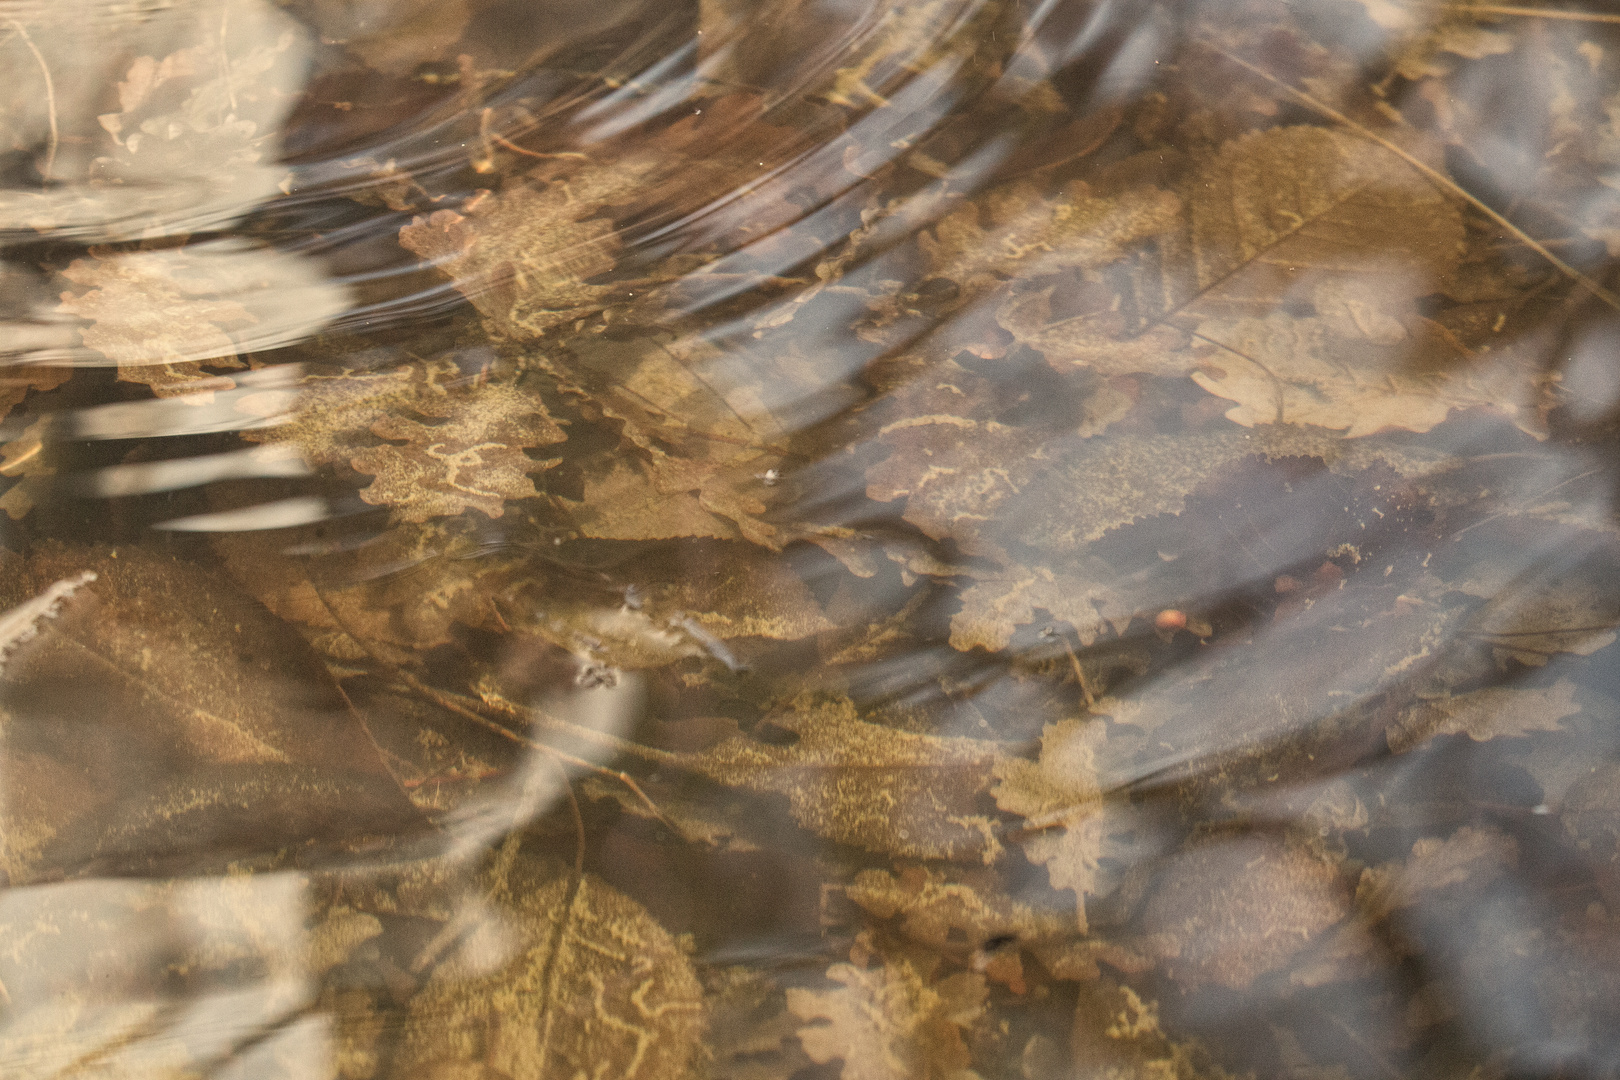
[1448, 5, 1620, 25]
[1200, 40, 1620, 314]
[397, 671, 678, 830]
[5, 19, 57, 182]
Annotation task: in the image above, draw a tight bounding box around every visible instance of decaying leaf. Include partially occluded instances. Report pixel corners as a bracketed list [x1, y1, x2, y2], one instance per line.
[0, 542, 399, 778]
[1138, 836, 1350, 989]
[788, 953, 987, 1080]
[0, 367, 71, 422]
[668, 695, 1003, 862]
[0, 417, 54, 520]
[246, 358, 565, 520]
[398, 863, 707, 1080]
[846, 866, 1069, 951]
[990, 718, 1116, 931]
[1063, 979, 1236, 1080]
[1355, 826, 1519, 924]
[1386, 679, 1582, 752]
[918, 180, 1182, 311]
[56, 243, 349, 399]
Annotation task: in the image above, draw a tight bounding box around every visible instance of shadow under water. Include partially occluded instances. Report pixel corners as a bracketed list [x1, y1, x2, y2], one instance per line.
[3, 0, 1620, 1076]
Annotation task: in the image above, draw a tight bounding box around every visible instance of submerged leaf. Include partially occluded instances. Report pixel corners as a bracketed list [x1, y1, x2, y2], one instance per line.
[0, 542, 400, 779]
[991, 718, 1111, 932]
[846, 866, 1070, 951]
[788, 954, 987, 1080]
[1386, 679, 1582, 752]
[670, 695, 1003, 862]
[398, 865, 706, 1080]
[1138, 836, 1350, 989]
[247, 358, 565, 520]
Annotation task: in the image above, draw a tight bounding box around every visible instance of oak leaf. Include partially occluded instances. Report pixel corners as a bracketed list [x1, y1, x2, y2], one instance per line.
[0, 418, 55, 520]
[990, 718, 1112, 932]
[1355, 826, 1518, 923]
[56, 243, 349, 400]
[1386, 679, 1582, 753]
[0, 368, 71, 423]
[919, 181, 1182, 304]
[1067, 980, 1235, 1080]
[788, 955, 987, 1080]
[247, 359, 565, 521]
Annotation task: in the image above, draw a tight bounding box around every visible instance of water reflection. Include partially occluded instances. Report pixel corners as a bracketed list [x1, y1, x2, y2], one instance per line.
[2, 0, 1620, 1076]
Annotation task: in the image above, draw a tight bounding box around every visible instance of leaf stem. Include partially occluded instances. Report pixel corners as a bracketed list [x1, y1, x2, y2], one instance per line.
[1199, 39, 1620, 314]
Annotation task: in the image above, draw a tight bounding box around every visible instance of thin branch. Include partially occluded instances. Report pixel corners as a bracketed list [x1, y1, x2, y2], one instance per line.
[1450, 5, 1620, 25]
[397, 672, 678, 829]
[1200, 40, 1620, 314]
[5, 19, 57, 182]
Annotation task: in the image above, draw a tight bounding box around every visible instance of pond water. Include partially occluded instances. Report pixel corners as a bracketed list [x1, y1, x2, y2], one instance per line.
[2, 0, 1620, 1076]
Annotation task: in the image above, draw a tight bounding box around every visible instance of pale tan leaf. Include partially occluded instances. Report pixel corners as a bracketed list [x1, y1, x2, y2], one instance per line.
[788, 955, 987, 1080]
[1387, 679, 1582, 752]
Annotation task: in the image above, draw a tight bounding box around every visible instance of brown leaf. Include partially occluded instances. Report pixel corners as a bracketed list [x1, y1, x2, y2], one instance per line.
[214, 516, 524, 662]
[788, 954, 987, 1080]
[1138, 836, 1350, 989]
[549, 331, 788, 547]
[246, 359, 565, 521]
[1386, 679, 1581, 753]
[1355, 826, 1519, 924]
[398, 189, 625, 337]
[846, 866, 1070, 952]
[0, 542, 400, 780]
[670, 695, 1003, 862]
[1065, 979, 1234, 1080]
[0, 368, 70, 422]
[1188, 310, 1532, 438]
[919, 180, 1182, 305]
[0, 417, 55, 521]
[56, 244, 349, 400]
[397, 864, 707, 1080]
[990, 718, 1115, 932]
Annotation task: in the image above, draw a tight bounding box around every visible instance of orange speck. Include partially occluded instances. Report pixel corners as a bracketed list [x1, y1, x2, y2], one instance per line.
[1155, 609, 1188, 632]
